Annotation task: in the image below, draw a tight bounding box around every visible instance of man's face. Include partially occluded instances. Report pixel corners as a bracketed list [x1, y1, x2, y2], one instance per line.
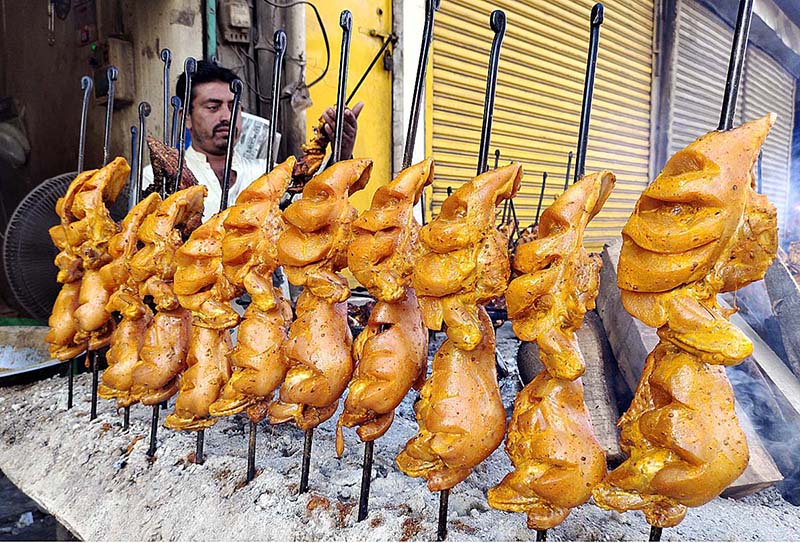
[186, 81, 242, 156]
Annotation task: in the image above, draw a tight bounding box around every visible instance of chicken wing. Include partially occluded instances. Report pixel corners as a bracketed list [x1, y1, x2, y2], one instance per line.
[593, 115, 778, 528]
[397, 307, 505, 491]
[412, 164, 521, 350]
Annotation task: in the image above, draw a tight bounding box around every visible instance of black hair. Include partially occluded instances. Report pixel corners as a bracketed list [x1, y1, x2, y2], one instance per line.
[176, 60, 238, 112]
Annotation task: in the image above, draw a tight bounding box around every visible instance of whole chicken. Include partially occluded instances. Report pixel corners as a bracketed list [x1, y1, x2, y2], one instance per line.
[45, 282, 85, 360]
[209, 158, 295, 421]
[412, 163, 522, 350]
[336, 288, 428, 456]
[593, 115, 778, 528]
[268, 290, 353, 429]
[277, 159, 372, 303]
[489, 171, 614, 529]
[49, 169, 97, 285]
[397, 307, 505, 491]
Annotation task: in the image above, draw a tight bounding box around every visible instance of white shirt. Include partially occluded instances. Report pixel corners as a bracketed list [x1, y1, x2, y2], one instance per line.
[143, 145, 267, 223]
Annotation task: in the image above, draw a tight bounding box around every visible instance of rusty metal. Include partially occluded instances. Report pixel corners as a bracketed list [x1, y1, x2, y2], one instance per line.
[266, 31, 287, 172]
[220, 79, 243, 212]
[78, 76, 92, 172]
[719, 0, 754, 131]
[175, 57, 197, 194]
[160, 49, 172, 143]
[574, 4, 604, 182]
[102, 67, 118, 166]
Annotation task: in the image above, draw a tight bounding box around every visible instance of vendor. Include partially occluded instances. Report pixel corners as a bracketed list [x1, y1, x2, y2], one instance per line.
[144, 61, 363, 221]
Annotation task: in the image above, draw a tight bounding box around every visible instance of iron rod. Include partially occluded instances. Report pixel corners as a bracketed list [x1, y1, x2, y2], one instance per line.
[564, 151, 573, 191]
[102, 67, 118, 166]
[477, 10, 507, 176]
[719, 0, 754, 131]
[170, 96, 181, 147]
[357, 440, 374, 522]
[266, 31, 287, 172]
[247, 420, 257, 482]
[127, 126, 138, 211]
[136, 103, 151, 203]
[437, 489, 449, 541]
[160, 49, 172, 143]
[537, 529, 547, 541]
[78, 76, 92, 172]
[123, 406, 130, 431]
[146, 404, 160, 458]
[66, 357, 76, 410]
[649, 526, 662, 542]
[90, 351, 99, 420]
[403, 0, 441, 169]
[574, 4, 604, 182]
[346, 33, 395, 105]
[220, 79, 243, 212]
[332, 11, 353, 164]
[175, 58, 197, 194]
[535, 172, 547, 226]
[299, 428, 313, 493]
[195, 429, 205, 465]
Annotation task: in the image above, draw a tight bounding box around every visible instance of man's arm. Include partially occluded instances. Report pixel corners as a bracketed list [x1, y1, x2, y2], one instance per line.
[320, 101, 364, 159]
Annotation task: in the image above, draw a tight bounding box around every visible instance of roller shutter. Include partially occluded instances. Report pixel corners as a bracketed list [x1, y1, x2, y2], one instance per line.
[429, 0, 655, 247]
[670, 0, 795, 233]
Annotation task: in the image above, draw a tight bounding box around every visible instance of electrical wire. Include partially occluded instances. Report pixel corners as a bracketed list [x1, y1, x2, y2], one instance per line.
[260, 0, 329, 89]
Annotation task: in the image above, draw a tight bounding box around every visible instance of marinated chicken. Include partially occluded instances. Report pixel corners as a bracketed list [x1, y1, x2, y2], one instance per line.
[45, 282, 85, 360]
[593, 115, 778, 528]
[209, 158, 295, 421]
[412, 163, 522, 350]
[489, 171, 614, 528]
[397, 307, 505, 491]
[290, 116, 329, 192]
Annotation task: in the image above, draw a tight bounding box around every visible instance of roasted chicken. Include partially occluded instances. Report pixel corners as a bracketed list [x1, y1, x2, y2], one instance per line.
[489, 171, 614, 528]
[397, 307, 505, 491]
[412, 164, 522, 350]
[45, 282, 85, 360]
[593, 115, 778, 527]
[290, 116, 329, 191]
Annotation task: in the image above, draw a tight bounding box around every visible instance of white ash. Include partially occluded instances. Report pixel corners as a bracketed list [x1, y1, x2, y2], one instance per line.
[0, 323, 798, 540]
[0, 346, 48, 372]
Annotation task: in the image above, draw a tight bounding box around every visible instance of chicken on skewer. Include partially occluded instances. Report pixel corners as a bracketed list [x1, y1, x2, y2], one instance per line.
[592, 115, 778, 528]
[289, 116, 330, 192]
[398, 164, 521, 491]
[209, 157, 296, 421]
[488, 170, 615, 530]
[336, 159, 433, 455]
[128, 185, 206, 406]
[268, 159, 372, 430]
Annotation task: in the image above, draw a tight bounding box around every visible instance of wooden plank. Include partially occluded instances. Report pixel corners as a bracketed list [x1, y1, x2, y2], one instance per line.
[597, 239, 783, 497]
[764, 259, 800, 379]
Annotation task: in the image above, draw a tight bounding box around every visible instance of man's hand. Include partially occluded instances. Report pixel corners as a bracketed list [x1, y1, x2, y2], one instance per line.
[321, 101, 364, 160]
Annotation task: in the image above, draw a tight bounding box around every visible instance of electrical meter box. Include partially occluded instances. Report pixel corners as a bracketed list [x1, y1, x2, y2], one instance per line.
[219, 0, 252, 43]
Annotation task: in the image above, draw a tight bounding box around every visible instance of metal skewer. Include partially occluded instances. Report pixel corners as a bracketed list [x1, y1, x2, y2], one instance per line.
[174, 57, 197, 195]
[146, 403, 160, 458]
[170, 96, 181, 147]
[346, 33, 397, 105]
[757, 150, 763, 193]
[90, 352, 99, 420]
[649, 526, 663, 542]
[573, 4, 604, 183]
[719, 0, 754, 131]
[535, 172, 547, 226]
[247, 420, 257, 481]
[160, 49, 172, 143]
[220, 79, 244, 211]
[127, 126, 139, 211]
[102, 67, 118, 166]
[135, 103, 151, 207]
[564, 150, 573, 191]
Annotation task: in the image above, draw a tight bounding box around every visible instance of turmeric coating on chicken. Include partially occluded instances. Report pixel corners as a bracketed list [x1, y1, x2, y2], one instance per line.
[592, 115, 779, 528]
[45, 282, 85, 361]
[397, 307, 505, 491]
[412, 163, 522, 350]
[489, 171, 614, 529]
[290, 116, 329, 192]
[209, 158, 296, 422]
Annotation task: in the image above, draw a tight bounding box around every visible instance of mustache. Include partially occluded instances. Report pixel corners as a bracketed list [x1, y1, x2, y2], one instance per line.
[213, 122, 231, 133]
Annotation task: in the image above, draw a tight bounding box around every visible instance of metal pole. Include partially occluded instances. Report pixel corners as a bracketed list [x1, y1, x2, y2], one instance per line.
[476, 10, 507, 176]
[574, 4, 604, 182]
[332, 11, 353, 165]
[175, 58, 197, 194]
[719, 0, 754, 131]
[78, 76, 92, 172]
[102, 67, 118, 166]
[357, 440, 374, 522]
[160, 49, 172, 143]
[266, 31, 287, 172]
[136, 103, 151, 204]
[220, 79, 243, 212]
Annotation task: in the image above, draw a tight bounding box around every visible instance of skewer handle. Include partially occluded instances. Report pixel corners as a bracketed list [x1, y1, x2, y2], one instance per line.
[719, 0, 754, 131]
[574, 4, 604, 183]
[102, 66, 118, 166]
[437, 489, 449, 541]
[136, 102, 151, 202]
[477, 10, 507, 176]
[160, 48, 172, 143]
[220, 79, 244, 212]
[266, 30, 287, 173]
[175, 57, 197, 194]
[357, 440, 374, 522]
[78, 76, 92, 172]
[333, 11, 353, 165]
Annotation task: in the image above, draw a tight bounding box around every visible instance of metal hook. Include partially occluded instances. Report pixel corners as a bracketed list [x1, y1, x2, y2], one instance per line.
[220, 79, 244, 212]
[332, 10, 353, 165]
[719, 0, 753, 131]
[160, 48, 172, 143]
[170, 96, 182, 147]
[175, 57, 197, 194]
[266, 30, 287, 173]
[574, 4, 604, 183]
[403, 0, 441, 170]
[127, 126, 138, 211]
[102, 66, 119, 166]
[137, 102, 152, 202]
[477, 10, 507, 176]
[78, 76, 93, 172]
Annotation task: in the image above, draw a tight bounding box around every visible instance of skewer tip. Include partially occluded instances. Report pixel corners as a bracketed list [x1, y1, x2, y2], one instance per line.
[340, 10, 352, 30]
[591, 3, 605, 26]
[490, 9, 506, 33]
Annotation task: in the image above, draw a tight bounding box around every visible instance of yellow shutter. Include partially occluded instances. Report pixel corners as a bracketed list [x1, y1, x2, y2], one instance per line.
[430, 0, 654, 248]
